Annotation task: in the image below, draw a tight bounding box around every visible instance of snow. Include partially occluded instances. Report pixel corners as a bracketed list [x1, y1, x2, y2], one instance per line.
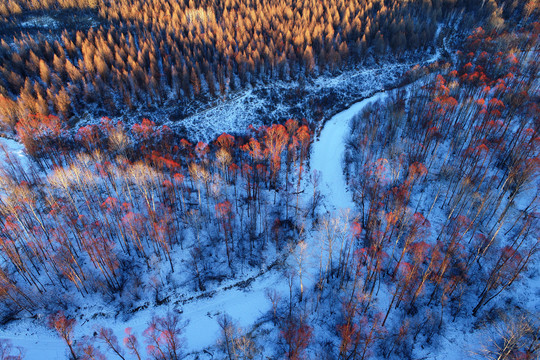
[161, 39, 443, 143]
[311, 92, 388, 212]
[0, 137, 29, 170]
[338, 79, 539, 360]
[0, 331, 64, 360]
[179, 276, 280, 350]
[0, 59, 441, 359]
[20, 16, 59, 29]
[0, 271, 286, 359]
[100, 279, 278, 352]
[0, 245, 289, 359]
[427, 24, 443, 64]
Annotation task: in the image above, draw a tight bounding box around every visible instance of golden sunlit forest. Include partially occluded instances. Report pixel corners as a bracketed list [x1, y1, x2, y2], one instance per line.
[0, 0, 522, 128]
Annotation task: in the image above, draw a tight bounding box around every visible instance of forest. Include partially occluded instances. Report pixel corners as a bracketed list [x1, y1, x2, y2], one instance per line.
[0, 0, 523, 131]
[0, 0, 538, 359]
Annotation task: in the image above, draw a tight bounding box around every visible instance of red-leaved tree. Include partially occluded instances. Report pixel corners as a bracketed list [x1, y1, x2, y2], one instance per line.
[280, 316, 312, 360]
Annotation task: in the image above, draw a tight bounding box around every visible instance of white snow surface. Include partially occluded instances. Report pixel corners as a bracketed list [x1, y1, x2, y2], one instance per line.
[311, 92, 387, 212]
[20, 16, 60, 29]
[0, 137, 29, 169]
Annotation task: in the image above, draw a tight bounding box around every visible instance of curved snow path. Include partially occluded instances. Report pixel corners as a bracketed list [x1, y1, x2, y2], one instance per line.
[180, 91, 390, 351]
[310, 92, 388, 212]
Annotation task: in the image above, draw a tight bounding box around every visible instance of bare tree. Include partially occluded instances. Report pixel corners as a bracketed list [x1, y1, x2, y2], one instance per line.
[473, 310, 540, 360]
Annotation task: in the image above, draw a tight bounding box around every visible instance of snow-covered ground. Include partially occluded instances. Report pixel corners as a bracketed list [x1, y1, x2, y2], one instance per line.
[0, 137, 29, 169]
[19, 15, 60, 29]
[0, 85, 392, 359]
[168, 61, 417, 143]
[311, 93, 387, 212]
